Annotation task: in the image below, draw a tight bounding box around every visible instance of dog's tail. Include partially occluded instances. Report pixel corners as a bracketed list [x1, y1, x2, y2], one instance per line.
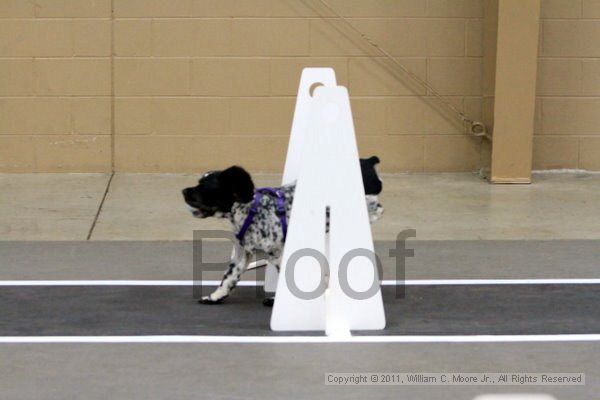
[360, 155, 382, 195]
[364, 155, 380, 166]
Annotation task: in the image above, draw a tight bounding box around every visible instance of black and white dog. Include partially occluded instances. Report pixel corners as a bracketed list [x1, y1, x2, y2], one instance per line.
[182, 156, 383, 305]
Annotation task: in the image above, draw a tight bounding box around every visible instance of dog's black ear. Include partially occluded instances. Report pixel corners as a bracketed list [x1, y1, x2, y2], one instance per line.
[219, 166, 255, 203]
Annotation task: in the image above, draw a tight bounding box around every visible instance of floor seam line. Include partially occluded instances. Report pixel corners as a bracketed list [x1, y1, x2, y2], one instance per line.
[86, 172, 115, 241]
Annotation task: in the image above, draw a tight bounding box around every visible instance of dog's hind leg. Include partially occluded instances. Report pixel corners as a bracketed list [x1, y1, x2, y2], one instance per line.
[199, 245, 249, 304]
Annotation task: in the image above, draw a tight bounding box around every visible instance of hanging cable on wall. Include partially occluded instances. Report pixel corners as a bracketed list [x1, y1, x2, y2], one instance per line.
[313, 0, 491, 141]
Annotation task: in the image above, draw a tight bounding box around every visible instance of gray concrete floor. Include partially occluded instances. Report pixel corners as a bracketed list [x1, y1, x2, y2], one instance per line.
[1, 240, 599, 281]
[1, 172, 600, 241]
[2, 172, 600, 400]
[0, 342, 597, 400]
[0, 173, 111, 240]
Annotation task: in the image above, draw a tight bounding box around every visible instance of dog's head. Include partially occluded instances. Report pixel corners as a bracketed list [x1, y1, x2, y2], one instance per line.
[182, 166, 254, 218]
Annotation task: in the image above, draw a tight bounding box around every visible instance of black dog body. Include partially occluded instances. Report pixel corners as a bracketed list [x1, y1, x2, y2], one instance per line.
[182, 156, 383, 304]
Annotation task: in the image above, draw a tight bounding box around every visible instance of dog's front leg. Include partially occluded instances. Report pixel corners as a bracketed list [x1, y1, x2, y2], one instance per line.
[200, 245, 249, 304]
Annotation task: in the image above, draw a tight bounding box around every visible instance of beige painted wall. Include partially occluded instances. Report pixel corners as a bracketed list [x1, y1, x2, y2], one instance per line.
[1, 0, 597, 173]
[0, 0, 112, 172]
[0, 0, 485, 173]
[534, 0, 600, 170]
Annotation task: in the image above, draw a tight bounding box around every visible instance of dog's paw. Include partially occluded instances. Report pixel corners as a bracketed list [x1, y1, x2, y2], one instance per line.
[199, 295, 227, 305]
[262, 297, 275, 307]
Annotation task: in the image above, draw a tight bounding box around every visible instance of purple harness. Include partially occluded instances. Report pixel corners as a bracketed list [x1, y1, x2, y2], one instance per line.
[235, 187, 288, 244]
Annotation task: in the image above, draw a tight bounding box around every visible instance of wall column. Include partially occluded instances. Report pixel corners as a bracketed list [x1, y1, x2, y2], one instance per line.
[485, 0, 541, 183]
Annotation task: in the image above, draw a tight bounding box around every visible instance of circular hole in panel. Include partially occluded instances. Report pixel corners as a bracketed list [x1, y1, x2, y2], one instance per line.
[309, 82, 324, 97]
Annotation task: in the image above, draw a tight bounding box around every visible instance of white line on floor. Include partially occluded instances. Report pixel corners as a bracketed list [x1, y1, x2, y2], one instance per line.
[0, 279, 599, 286]
[0, 334, 599, 344]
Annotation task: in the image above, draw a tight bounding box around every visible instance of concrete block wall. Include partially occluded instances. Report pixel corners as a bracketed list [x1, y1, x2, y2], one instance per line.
[0, 0, 520, 173]
[534, 0, 600, 170]
[0, 0, 112, 172]
[0, 0, 487, 173]
[112, 0, 486, 173]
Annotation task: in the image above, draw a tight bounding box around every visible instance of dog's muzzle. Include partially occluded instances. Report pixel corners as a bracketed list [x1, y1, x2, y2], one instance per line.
[185, 204, 204, 218]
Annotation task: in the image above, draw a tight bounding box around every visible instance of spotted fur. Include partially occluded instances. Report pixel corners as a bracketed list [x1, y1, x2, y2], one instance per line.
[182, 157, 383, 305]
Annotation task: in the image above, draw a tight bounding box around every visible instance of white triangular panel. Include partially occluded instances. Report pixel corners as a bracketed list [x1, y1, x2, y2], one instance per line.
[264, 68, 337, 293]
[270, 84, 385, 334]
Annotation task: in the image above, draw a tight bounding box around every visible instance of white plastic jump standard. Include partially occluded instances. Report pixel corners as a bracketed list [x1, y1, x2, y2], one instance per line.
[263, 68, 338, 293]
[270, 68, 386, 335]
